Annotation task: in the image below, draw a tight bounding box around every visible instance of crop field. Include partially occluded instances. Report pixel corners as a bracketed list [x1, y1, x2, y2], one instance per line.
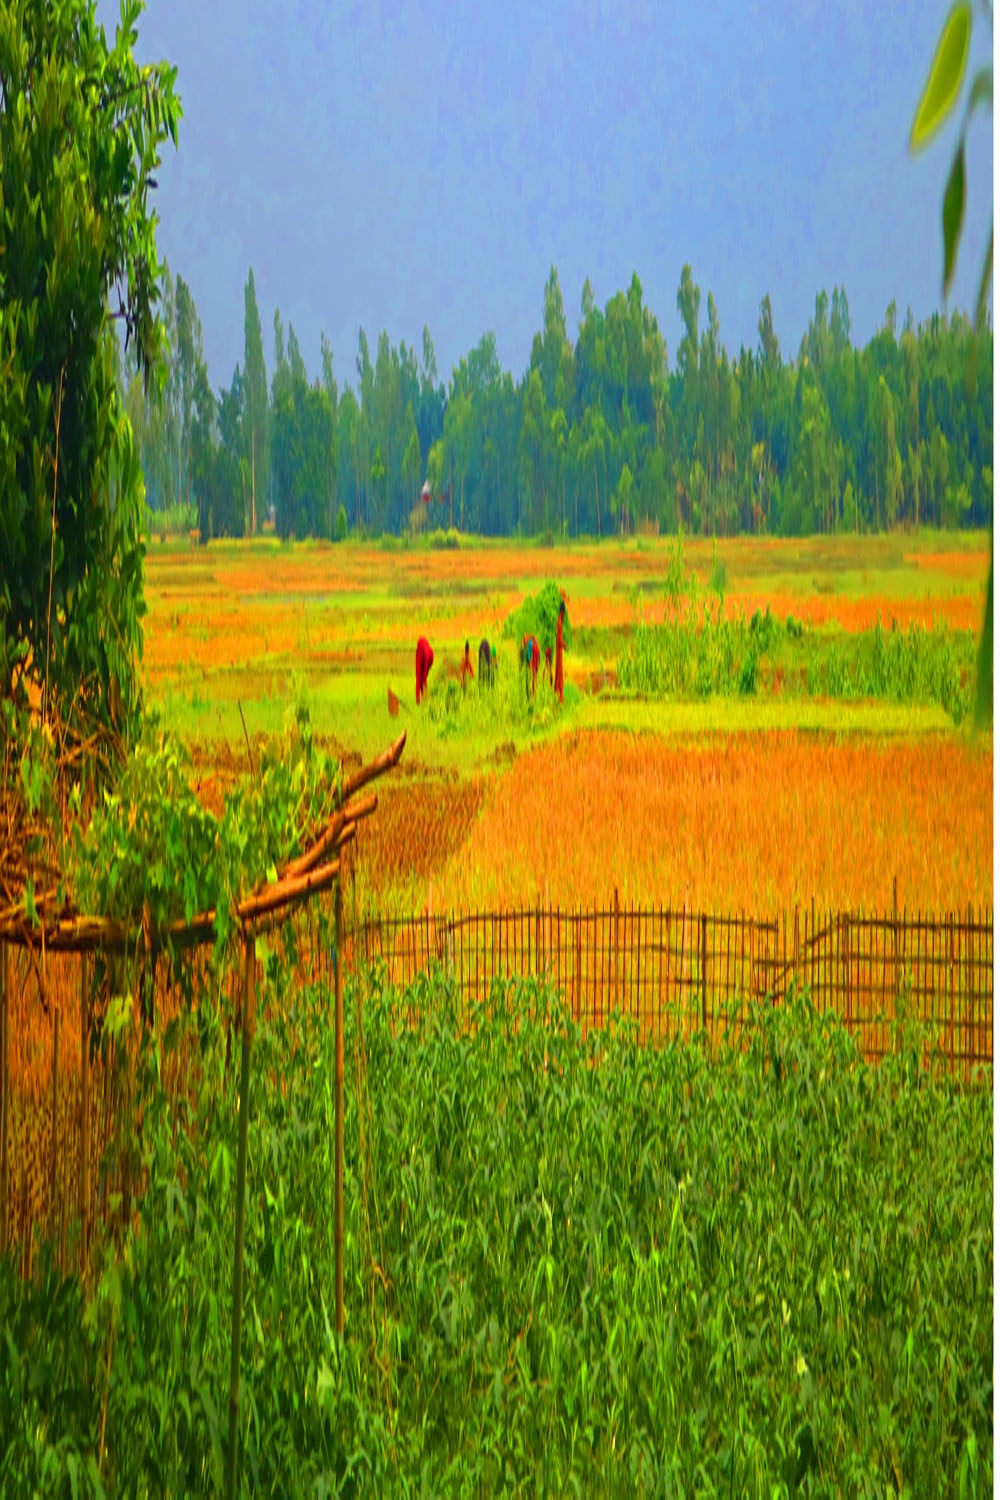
[142, 529, 990, 763]
[140, 529, 993, 919]
[2, 530, 992, 1494]
[350, 729, 992, 913]
[2, 974, 991, 1494]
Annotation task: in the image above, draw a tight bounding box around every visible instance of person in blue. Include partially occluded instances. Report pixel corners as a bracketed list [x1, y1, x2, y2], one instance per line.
[522, 634, 540, 698]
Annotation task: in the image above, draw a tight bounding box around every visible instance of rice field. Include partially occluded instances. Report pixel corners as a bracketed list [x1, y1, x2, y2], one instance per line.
[143, 529, 993, 917]
[349, 729, 992, 914]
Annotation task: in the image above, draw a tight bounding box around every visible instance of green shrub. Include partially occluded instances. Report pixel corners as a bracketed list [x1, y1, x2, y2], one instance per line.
[334, 503, 348, 542]
[502, 580, 572, 656]
[428, 527, 461, 550]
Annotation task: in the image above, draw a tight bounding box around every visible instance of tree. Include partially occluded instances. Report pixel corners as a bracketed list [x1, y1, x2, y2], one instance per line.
[615, 463, 634, 536]
[174, 274, 203, 512]
[321, 332, 338, 414]
[401, 407, 421, 512]
[288, 323, 307, 386]
[0, 0, 180, 737]
[869, 375, 902, 527]
[272, 310, 292, 409]
[243, 268, 268, 533]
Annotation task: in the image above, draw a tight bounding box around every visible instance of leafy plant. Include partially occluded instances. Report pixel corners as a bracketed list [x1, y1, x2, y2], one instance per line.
[0, 969, 990, 1493]
[502, 580, 572, 657]
[0, 0, 181, 740]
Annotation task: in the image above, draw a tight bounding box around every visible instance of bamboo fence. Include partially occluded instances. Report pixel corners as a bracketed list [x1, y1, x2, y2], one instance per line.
[0, 730, 407, 1500]
[346, 886, 993, 1078]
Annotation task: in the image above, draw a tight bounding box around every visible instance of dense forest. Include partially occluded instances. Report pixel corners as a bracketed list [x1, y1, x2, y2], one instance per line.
[121, 264, 993, 543]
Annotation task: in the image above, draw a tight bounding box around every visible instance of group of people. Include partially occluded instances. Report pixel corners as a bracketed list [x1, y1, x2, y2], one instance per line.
[522, 599, 566, 703]
[414, 634, 497, 703]
[414, 599, 566, 707]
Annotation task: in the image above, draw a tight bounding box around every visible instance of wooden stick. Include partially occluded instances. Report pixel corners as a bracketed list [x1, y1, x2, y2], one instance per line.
[50, 1005, 59, 1237]
[335, 878, 344, 1337]
[339, 732, 406, 808]
[0, 943, 7, 1256]
[226, 938, 256, 1500]
[280, 794, 376, 884]
[79, 953, 89, 1274]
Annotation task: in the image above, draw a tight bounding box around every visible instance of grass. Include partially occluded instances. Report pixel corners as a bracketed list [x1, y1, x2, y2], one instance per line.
[142, 531, 990, 770]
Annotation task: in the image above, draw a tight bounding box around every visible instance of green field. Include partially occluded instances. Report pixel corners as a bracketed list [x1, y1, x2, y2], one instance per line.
[143, 529, 990, 771]
[1, 973, 991, 1494]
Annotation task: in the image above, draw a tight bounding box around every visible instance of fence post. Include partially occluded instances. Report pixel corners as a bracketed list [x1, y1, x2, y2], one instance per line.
[226, 936, 257, 1500]
[701, 915, 708, 1037]
[50, 1006, 60, 1237]
[0, 942, 7, 1257]
[793, 906, 799, 989]
[948, 912, 956, 1078]
[335, 878, 345, 1337]
[614, 887, 621, 1008]
[79, 953, 90, 1274]
[574, 918, 582, 1024]
[893, 877, 899, 997]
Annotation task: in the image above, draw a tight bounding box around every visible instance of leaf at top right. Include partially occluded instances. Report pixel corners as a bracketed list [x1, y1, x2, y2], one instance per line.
[910, 2, 972, 152]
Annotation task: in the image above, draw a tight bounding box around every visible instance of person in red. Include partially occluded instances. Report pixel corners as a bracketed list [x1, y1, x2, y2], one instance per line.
[460, 639, 474, 693]
[554, 599, 566, 704]
[415, 636, 434, 704]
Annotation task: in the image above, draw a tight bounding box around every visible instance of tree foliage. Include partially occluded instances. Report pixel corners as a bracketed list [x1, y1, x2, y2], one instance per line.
[0, 0, 180, 738]
[129, 257, 991, 557]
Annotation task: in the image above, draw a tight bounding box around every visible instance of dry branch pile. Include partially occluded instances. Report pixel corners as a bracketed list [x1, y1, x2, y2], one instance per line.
[0, 727, 406, 954]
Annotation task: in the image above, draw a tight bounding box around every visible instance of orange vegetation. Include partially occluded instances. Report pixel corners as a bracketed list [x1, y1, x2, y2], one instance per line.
[420, 730, 993, 916]
[348, 775, 484, 907]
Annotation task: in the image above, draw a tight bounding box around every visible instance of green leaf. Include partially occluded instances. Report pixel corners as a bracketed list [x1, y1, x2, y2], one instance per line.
[942, 143, 966, 295]
[23, 877, 37, 926]
[975, 222, 993, 327]
[104, 990, 134, 1042]
[910, 3, 972, 152]
[966, 65, 992, 118]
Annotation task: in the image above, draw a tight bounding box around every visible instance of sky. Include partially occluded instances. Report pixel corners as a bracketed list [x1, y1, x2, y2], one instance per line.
[101, 0, 994, 396]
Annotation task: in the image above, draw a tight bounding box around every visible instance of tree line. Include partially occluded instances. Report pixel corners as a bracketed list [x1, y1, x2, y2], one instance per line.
[122, 263, 993, 543]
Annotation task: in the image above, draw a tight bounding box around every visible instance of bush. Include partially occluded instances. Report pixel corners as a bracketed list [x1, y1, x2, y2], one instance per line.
[334, 503, 348, 542]
[428, 528, 461, 550]
[502, 580, 572, 656]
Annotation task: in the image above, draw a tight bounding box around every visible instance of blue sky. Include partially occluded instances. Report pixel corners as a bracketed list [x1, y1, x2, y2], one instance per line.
[103, 0, 994, 394]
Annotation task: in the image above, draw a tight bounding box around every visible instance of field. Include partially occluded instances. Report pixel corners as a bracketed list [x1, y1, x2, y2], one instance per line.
[143, 529, 993, 917]
[2, 529, 993, 1494]
[143, 529, 990, 762]
[1, 974, 991, 1494]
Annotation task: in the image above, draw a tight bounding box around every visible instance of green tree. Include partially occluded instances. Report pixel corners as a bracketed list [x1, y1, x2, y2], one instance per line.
[174, 273, 203, 513]
[0, 0, 180, 737]
[401, 407, 422, 512]
[288, 322, 307, 386]
[615, 463, 634, 536]
[243, 268, 268, 532]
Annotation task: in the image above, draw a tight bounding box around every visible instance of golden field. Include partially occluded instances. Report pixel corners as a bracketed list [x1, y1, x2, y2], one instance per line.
[350, 729, 993, 916]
